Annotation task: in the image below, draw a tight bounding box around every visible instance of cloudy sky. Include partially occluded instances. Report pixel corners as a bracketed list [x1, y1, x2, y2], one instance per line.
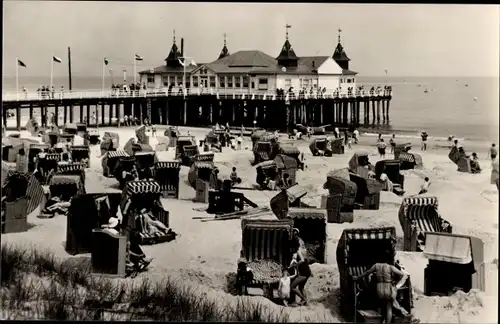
[3, 2, 499, 78]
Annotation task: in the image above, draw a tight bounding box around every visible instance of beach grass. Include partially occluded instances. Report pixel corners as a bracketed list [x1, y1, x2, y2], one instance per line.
[0, 244, 289, 321]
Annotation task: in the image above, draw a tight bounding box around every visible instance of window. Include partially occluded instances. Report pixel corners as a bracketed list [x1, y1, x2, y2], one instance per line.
[258, 78, 268, 90]
[210, 76, 216, 88]
[162, 75, 168, 87]
[242, 76, 249, 88]
[347, 78, 352, 83]
[299, 79, 303, 89]
[284, 78, 291, 89]
[303, 79, 310, 88]
[186, 76, 191, 89]
[147, 74, 154, 84]
[235, 76, 241, 88]
[219, 76, 225, 88]
[193, 76, 198, 87]
[200, 68, 207, 75]
[228, 76, 233, 88]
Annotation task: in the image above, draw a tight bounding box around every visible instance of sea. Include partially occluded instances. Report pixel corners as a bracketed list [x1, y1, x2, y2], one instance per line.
[2, 76, 499, 143]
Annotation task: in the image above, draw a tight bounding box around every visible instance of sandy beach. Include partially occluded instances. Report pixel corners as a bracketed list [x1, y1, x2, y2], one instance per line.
[2, 125, 498, 323]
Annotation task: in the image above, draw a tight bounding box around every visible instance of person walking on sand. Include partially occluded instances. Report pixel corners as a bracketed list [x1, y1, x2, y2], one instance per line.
[389, 134, 396, 153]
[420, 131, 428, 151]
[377, 133, 383, 143]
[377, 139, 387, 158]
[353, 128, 360, 144]
[419, 177, 430, 195]
[489, 143, 497, 161]
[290, 256, 312, 306]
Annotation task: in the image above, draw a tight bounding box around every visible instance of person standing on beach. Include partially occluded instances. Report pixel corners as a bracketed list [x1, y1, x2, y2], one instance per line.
[489, 144, 497, 161]
[419, 177, 430, 195]
[377, 133, 383, 143]
[353, 128, 360, 144]
[389, 134, 396, 153]
[420, 131, 428, 151]
[377, 139, 387, 158]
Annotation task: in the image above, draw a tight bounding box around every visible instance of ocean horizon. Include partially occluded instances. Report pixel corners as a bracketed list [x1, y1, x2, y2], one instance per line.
[2, 75, 499, 142]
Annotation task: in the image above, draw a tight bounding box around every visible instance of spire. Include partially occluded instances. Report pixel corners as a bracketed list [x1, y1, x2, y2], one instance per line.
[173, 29, 176, 44]
[218, 32, 230, 60]
[165, 29, 182, 67]
[332, 28, 350, 70]
[276, 24, 298, 67]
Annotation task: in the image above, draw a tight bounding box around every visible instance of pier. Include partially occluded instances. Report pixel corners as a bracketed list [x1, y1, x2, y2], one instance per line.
[2, 87, 392, 131]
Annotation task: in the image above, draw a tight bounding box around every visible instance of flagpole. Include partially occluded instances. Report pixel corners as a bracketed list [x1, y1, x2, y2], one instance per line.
[16, 57, 19, 100]
[102, 59, 105, 94]
[134, 56, 137, 86]
[50, 55, 54, 90]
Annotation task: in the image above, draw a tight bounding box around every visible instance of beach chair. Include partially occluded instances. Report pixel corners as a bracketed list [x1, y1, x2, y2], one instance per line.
[348, 151, 375, 174]
[58, 133, 75, 146]
[269, 185, 309, 220]
[398, 196, 452, 252]
[394, 143, 412, 160]
[85, 129, 101, 146]
[66, 191, 122, 255]
[101, 150, 129, 177]
[76, 122, 87, 135]
[250, 129, 268, 148]
[155, 136, 170, 152]
[1, 173, 30, 234]
[331, 138, 345, 155]
[323, 171, 357, 222]
[63, 123, 78, 135]
[56, 162, 86, 185]
[91, 229, 127, 277]
[2, 138, 24, 163]
[49, 174, 85, 200]
[309, 136, 333, 156]
[279, 145, 304, 170]
[38, 153, 61, 185]
[375, 159, 405, 194]
[423, 232, 485, 296]
[240, 218, 294, 298]
[120, 180, 174, 245]
[113, 156, 137, 189]
[27, 143, 49, 172]
[253, 136, 280, 165]
[349, 173, 382, 210]
[135, 125, 149, 145]
[189, 161, 219, 189]
[154, 161, 181, 198]
[100, 132, 120, 155]
[25, 118, 41, 137]
[70, 145, 90, 167]
[457, 157, 473, 173]
[336, 227, 413, 322]
[164, 127, 180, 148]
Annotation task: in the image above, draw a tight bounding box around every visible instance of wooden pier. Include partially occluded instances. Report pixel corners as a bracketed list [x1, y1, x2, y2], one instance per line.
[2, 88, 392, 131]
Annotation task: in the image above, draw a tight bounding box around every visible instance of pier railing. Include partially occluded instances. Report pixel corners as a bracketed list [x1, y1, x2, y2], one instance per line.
[2, 87, 392, 102]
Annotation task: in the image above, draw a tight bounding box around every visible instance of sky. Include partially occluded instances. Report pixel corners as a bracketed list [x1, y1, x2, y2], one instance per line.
[3, 2, 499, 78]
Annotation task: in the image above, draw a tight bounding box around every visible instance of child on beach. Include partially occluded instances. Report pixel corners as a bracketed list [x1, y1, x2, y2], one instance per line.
[151, 124, 156, 137]
[377, 139, 387, 158]
[278, 267, 297, 307]
[419, 177, 430, 195]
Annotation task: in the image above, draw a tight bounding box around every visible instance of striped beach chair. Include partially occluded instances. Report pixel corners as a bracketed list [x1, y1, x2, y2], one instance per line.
[70, 145, 90, 167]
[398, 196, 452, 252]
[241, 219, 294, 290]
[102, 150, 129, 177]
[120, 180, 171, 245]
[154, 161, 181, 198]
[336, 226, 413, 322]
[57, 162, 86, 185]
[399, 152, 423, 170]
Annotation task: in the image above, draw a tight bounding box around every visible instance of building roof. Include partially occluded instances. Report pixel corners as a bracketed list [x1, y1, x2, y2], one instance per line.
[141, 50, 354, 76]
[333, 43, 350, 62]
[276, 39, 299, 62]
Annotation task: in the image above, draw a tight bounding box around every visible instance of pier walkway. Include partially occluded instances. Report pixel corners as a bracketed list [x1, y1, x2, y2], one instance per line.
[2, 86, 393, 131]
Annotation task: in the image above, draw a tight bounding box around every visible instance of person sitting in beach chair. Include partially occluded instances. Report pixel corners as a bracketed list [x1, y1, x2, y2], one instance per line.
[469, 153, 481, 173]
[230, 167, 242, 186]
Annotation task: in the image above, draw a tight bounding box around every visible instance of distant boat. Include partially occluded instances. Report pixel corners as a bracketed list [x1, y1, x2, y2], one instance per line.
[417, 84, 422, 87]
[465, 84, 468, 87]
[473, 96, 478, 101]
[424, 89, 429, 93]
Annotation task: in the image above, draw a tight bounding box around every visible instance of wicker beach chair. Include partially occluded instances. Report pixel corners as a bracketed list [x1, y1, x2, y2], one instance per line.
[394, 143, 412, 160]
[113, 156, 137, 189]
[279, 145, 304, 170]
[100, 132, 119, 155]
[63, 123, 78, 135]
[398, 196, 452, 252]
[331, 138, 345, 155]
[240, 218, 294, 296]
[101, 150, 129, 178]
[349, 173, 382, 210]
[1, 172, 30, 233]
[423, 232, 485, 295]
[70, 145, 90, 167]
[375, 159, 405, 193]
[253, 137, 279, 165]
[323, 172, 357, 222]
[49, 174, 85, 199]
[56, 162, 86, 185]
[187, 161, 217, 189]
[309, 136, 332, 156]
[85, 129, 101, 146]
[154, 161, 181, 198]
[336, 226, 413, 322]
[91, 229, 127, 277]
[119, 180, 174, 245]
[348, 151, 374, 174]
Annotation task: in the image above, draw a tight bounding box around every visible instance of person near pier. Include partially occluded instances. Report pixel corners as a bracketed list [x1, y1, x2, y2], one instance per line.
[420, 131, 428, 151]
[151, 124, 156, 137]
[353, 128, 360, 144]
[60, 86, 64, 99]
[236, 251, 254, 296]
[377, 139, 387, 159]
[51, 86, 55, 99]
[389, 134, 396, 153]
[489, 144, 497, 161]
[278, 267, 296, 307]
[124, 115, 128, 127]
[418, 177, 430, 195]
[334, 127, 339, 139]
[237, 135, 243, 150]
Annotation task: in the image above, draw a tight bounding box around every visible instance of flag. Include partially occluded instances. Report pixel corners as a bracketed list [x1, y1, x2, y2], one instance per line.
[104, 57, 109, 65]
[251, 94, 255, 100]
[263, 94, 267, 100]
[384, 69, 388, 75]
[286, 24, 292, 28]
[178, 58, 185, 67]
[17, 59, 26, 68]
[53, 56, 62, 63]
[190, 59, 197, 67]
[135, 54, 144, 61]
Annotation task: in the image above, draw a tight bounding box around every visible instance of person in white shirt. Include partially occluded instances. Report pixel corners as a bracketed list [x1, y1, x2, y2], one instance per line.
[278, 267, 297, 307]
[353, 129, 360, 144]
[237, 135, 243, 150]
[377, 139, 387, 158]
